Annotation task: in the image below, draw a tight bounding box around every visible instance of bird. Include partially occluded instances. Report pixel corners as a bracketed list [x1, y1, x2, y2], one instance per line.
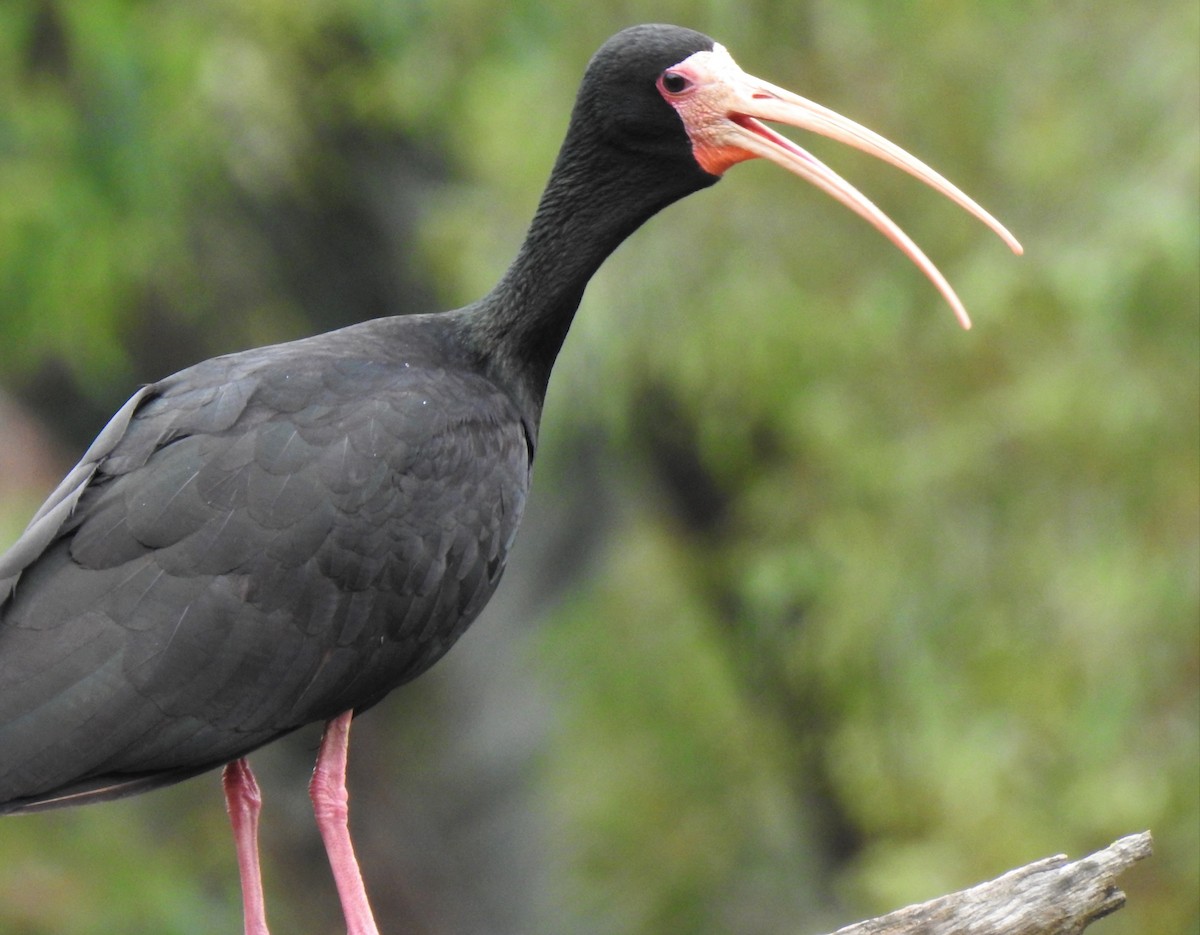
[0, 24, 1021, 935]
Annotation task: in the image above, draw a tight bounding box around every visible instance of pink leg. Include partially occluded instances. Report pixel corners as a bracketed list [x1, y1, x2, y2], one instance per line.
[310, 710, 380, 935]
[222, 758, 271, 935]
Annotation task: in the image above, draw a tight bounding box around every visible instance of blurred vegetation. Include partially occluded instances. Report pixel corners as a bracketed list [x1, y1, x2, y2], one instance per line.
[1, 1, 1196, 933]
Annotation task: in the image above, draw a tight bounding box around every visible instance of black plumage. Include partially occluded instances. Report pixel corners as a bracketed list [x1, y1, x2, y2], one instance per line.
[1, 324, 532, 809]
[0, 24, 719, 813]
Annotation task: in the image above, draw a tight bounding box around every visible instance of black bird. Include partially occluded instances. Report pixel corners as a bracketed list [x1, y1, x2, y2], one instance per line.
[0, 24, 1020, 935]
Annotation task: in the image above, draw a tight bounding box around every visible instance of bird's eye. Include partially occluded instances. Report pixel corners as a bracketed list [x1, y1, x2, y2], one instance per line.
[659, 70, 693, 95]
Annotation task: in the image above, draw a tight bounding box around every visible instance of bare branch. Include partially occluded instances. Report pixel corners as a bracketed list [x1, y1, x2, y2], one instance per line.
[824, 831, 1153, 935]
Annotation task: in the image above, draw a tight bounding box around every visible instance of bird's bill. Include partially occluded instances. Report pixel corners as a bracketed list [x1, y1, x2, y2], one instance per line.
[658, 44, 1023, 329]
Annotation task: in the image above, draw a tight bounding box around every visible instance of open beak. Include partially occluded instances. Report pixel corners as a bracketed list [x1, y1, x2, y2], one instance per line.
[658, 44, 1023, 329]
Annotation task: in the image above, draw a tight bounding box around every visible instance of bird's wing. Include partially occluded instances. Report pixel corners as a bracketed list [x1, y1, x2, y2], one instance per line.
[0, 368, 261, 602]
[0, 385, 158, 601]
[0, 342, 531, 811]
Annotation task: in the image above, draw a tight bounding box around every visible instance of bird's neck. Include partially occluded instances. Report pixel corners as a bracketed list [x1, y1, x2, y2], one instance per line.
[463, 120, 716, 414]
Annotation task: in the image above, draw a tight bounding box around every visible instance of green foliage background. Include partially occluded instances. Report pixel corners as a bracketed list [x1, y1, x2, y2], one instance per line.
[0, 1, 1196, 933]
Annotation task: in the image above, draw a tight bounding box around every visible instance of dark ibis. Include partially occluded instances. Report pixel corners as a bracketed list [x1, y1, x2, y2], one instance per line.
[0, 24, 1020, 935]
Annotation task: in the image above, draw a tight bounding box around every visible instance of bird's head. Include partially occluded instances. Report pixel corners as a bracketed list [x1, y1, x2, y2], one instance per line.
[577, 24, 1022, 328]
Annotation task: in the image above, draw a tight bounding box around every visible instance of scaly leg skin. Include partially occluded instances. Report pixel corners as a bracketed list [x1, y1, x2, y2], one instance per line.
[222, 758, 271, 935]
[311, 710, 380, 935]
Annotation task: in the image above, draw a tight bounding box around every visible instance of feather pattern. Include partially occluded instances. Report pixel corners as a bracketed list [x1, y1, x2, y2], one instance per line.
[0, 314, 531, 812]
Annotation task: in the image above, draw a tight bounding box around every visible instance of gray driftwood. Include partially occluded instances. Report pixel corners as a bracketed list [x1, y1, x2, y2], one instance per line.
[824, 831, 1153, 935]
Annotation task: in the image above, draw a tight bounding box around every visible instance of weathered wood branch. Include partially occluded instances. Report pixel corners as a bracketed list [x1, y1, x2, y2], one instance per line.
[821, 831, 1153, 935]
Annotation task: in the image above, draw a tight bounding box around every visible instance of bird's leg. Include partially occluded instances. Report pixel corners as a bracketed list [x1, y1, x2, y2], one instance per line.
[311, 710, 380, 935]
[222, 758, 271, 935]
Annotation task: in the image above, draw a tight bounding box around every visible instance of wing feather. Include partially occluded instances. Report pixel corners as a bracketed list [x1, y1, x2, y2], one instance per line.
[1, 328, 531, 812]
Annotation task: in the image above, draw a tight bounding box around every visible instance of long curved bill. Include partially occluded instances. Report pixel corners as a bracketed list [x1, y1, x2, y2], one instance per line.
[658, 44, 1023, 329]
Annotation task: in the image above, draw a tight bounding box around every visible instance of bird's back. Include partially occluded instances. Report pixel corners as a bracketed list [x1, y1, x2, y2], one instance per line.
[0, 313, 532, 812]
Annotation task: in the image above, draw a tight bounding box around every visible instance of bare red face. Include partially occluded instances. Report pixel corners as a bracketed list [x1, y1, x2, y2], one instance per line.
[656, 44, 1023, 329]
